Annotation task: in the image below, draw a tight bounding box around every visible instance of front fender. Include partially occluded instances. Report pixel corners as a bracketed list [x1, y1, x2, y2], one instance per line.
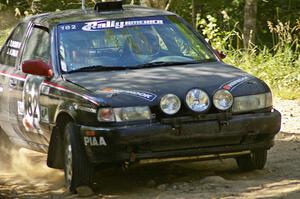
[54, 101, 78, 124]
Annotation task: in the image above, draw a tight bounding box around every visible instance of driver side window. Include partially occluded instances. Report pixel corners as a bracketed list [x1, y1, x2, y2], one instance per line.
[0, 23, 27, 67]
[21, 27, 50, 64]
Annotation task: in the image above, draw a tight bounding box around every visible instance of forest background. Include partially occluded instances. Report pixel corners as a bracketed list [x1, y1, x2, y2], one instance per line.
[0, 0, 299, 99]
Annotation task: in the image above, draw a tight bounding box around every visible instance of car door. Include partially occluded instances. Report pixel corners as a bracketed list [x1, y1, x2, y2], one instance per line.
[8, 25, 51, 152]
[0, 22, 29, 147]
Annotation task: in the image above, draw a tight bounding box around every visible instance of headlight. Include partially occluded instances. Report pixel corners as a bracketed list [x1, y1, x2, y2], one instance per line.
[213, 89, 233, 111]
[160, 94, 181, 115]
[98, 106, 151, 122]
[232, 92, 272, 113]
[186, 89, 210, 112]
[97, 108, 115, 122]
[114, 107, 151, 122]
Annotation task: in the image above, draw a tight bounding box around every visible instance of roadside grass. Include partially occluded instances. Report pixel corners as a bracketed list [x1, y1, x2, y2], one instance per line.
[198, 15, 300, 100]
[224, 48, 300, 100]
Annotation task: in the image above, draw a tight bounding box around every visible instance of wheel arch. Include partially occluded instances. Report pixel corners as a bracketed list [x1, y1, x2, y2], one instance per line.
[47, 111, 75, 169]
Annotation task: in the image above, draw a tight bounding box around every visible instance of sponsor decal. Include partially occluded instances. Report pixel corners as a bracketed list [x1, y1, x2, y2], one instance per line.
[41, 106, 49, 123]
[7, 48, 19, 57]
[82, 19, 164, 31]
[7, 40, 22, 49]
[101, 88, 157, 101]
[59, 24, 77, 31]
[84, 136, 107, 146]
[221, 76, 252, 91]
[41, 85, 50, 95]
[17, 101, 24, 115]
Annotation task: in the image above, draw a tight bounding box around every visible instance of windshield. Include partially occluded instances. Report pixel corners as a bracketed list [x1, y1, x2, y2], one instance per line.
[57, 16, 216, 72]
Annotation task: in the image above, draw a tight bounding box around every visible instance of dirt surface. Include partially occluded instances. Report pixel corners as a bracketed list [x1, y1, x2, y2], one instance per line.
[0, 99, 299, 199]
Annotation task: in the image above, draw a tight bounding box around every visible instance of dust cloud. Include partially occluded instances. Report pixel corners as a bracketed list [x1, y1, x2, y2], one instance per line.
[0, 147, 66, 198]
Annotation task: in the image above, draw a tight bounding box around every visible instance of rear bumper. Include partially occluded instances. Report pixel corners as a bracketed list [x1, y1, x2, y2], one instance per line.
[80, 110, 281, 164]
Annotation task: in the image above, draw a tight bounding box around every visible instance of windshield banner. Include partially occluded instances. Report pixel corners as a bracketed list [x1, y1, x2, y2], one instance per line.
[58, 17, 166, 32]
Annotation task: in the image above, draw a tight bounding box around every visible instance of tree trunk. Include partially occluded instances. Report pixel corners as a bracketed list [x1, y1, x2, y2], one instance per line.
[243, 0, 257, 49]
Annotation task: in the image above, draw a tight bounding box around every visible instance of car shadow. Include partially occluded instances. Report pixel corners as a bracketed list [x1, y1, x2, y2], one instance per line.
[89, 136, 300, 199]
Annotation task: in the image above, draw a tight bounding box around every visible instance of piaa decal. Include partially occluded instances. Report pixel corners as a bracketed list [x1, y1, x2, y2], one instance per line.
[84, 137, 107, 146]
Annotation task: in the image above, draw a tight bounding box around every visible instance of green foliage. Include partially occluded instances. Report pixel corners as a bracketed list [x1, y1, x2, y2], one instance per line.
[195, 2, 300, 99]
[0, 9, 18, 47]
[196, 14, 241, 51]
[225, 48, 300, 99]
[257, 0, 300, 47]
[31, 0, 63, 14]
[197, 13, 300, 99]
[225, 21, 300, 99]
[168, 0, 192, 24]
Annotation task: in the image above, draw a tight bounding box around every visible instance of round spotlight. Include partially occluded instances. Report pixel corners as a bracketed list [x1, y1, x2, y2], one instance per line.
[160, 94, 181, 115]
[213, 89, 233, 111]
[186, 89, 210, 112]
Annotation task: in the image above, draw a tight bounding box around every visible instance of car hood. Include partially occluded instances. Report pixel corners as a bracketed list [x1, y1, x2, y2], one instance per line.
[63, 62, 269, 107]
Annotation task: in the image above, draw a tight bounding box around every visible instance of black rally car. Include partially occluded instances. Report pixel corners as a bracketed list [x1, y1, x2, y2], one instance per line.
[0, 1, 281, 192]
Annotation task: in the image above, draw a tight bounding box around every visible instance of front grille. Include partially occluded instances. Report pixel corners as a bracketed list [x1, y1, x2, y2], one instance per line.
[159, 112, 232, 125]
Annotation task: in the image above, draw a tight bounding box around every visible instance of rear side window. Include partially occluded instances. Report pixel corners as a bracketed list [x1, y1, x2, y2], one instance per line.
[21, 27, 50, 63]
[0, 23, 27, 67]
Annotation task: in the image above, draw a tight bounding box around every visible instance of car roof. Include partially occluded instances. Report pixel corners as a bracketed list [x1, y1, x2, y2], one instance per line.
[26, 5, 175, 29]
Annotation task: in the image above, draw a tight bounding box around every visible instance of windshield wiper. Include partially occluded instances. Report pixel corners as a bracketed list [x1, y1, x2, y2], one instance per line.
[67, 59, 217, 73]
[132, 59, 216, 69]
[68, 65, 128, 73]
[132, 61, 195, 69]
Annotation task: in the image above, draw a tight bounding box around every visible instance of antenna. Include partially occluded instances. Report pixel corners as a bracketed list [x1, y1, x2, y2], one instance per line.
[82, 0, 85, 11]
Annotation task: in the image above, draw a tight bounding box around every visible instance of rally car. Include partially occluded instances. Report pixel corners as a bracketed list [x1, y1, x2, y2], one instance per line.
[0, 1, 281, 192]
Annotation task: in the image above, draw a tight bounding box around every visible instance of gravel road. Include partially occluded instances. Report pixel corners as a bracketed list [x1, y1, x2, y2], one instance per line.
[0, 98, 299, 199]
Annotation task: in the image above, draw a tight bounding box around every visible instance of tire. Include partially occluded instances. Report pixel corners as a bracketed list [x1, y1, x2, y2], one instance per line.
[235, 149, 268, 172]
[64, 122, 94, 192]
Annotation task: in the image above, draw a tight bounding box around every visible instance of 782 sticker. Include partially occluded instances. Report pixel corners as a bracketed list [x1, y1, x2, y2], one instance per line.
[60, 24, 77, 31]
[22, 75, 44, 134]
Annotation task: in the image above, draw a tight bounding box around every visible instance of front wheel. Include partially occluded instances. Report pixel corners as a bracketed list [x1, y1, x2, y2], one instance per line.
[64, 122, 94, 192]
[235, 149, 268, 171]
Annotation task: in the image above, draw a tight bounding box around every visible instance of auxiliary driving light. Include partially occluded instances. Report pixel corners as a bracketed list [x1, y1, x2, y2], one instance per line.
[160, 94, 181, 115]
[186, 89, 210, 112]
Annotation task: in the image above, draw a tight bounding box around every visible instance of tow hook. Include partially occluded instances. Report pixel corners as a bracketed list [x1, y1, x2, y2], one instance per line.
[122, 161, 131, 170]
[122, 151, 137, 170]
[220, 121, 230, 126]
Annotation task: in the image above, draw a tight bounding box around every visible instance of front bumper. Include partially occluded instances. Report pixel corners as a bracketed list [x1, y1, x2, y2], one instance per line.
[80, 110, 281, 164]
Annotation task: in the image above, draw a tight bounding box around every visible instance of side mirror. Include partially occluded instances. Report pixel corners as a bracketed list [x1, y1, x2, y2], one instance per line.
[22, 59, 53, 78]
[215, 50, 226, 60]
